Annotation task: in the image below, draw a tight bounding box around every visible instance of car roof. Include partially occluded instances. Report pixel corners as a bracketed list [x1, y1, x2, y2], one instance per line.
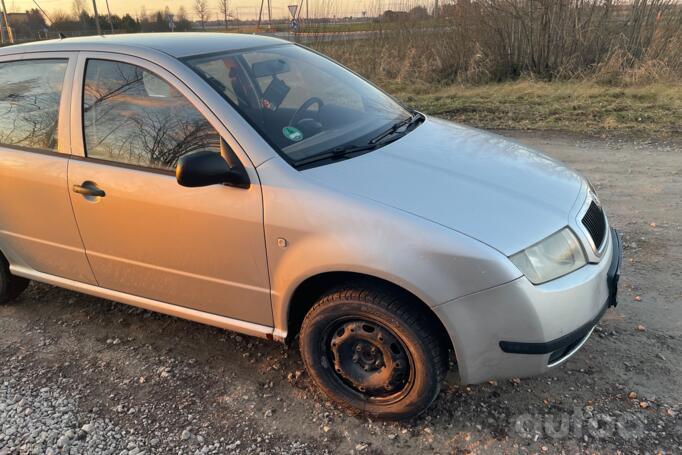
[0, 32, 289, 58]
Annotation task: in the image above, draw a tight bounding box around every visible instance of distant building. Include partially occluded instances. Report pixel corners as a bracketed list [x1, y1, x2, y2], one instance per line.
[7, 13, 30, 26]
[4, 11, 48, 40]
[380, 10, 409, 22]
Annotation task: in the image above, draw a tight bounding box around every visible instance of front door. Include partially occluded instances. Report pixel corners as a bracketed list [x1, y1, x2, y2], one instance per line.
[67, 54, 272, 326]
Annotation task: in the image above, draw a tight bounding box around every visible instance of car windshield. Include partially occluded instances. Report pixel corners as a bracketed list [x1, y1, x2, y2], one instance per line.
[183, 44, 413, 166]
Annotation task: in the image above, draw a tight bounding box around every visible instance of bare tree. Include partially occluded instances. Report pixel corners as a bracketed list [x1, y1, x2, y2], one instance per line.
[139, 5, 148, 21]
[217, 0, 229, 31]
[71, 0, 87, 18]
[71, 0, 88, 31]
[194, 0, 209, 30]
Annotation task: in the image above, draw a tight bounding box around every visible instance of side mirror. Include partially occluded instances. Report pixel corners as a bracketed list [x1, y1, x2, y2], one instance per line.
[176, 150, 250, 189]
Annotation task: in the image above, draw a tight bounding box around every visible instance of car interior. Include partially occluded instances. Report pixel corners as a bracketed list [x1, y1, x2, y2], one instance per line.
[193, 54, 361, 153]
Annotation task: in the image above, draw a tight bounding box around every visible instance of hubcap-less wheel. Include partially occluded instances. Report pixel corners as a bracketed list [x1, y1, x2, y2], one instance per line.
[299, 286, 448, 419]
[327, 320, 413, 403]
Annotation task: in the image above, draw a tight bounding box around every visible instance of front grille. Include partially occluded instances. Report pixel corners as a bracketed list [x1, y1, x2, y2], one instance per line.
[582, 201, 607, 249]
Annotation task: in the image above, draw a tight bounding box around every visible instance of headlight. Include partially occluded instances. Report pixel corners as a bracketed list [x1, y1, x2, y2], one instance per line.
[510, 228, 587, 284]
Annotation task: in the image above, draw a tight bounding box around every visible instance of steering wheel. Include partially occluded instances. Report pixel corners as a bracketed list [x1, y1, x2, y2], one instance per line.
[289, 97, 324, 127]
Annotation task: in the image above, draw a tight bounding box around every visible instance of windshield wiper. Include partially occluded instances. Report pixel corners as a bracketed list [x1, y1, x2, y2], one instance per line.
[294, 112, 424, 169]
[369, 112, 424, 145]
[294, 143, 378, 169]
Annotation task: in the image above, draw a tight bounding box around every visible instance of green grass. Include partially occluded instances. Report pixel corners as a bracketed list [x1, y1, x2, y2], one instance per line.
[387, 81, 682, 138]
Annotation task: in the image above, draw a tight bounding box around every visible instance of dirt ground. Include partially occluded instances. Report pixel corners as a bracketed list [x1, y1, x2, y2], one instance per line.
[1, 131, 681, 454]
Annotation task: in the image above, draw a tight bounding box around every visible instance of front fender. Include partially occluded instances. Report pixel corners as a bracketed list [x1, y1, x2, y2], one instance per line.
[257, 158, 522, 337]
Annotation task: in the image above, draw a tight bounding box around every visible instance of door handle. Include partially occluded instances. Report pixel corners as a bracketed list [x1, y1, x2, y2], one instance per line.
[73, 182, 106, 198]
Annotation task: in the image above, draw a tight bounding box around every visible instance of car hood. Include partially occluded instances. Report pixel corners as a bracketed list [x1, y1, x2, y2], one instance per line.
[303, 117, 586, 256]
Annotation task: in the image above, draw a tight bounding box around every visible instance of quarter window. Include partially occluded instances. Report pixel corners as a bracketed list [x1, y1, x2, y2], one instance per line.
[0, 59, 67, 151]
[82, 59, 220, 171]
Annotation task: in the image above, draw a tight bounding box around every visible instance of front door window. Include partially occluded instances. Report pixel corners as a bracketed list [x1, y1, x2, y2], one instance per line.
[82, 59, 221, 171]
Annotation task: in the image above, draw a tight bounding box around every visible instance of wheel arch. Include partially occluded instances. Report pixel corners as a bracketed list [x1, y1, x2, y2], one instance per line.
[284, 271, 455, 358]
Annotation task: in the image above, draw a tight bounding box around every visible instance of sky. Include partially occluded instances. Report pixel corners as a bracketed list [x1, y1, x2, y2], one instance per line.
[8, 0, 424, 20]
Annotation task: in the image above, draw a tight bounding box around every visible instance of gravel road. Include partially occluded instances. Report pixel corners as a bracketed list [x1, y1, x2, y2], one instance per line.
[1, 131, 681, 454]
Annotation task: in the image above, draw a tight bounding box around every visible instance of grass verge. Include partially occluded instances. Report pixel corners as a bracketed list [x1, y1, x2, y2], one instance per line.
[387, 81, 682, 138]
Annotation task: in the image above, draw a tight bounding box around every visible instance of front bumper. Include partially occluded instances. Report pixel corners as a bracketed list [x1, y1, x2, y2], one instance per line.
[435, 228, 622, 384]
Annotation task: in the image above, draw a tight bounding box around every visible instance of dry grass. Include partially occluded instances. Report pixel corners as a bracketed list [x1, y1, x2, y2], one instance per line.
[309, 1, 682, 86]
[308, 1, 682, 138]
[388, 80, 682, 137]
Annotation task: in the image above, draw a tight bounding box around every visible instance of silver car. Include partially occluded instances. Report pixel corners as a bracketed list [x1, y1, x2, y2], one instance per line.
[0, 33, 621, 419]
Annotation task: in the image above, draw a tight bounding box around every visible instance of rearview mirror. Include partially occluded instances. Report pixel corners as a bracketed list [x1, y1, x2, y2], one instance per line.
[176, 150, 249, 189]
[252, 59, 290, 78]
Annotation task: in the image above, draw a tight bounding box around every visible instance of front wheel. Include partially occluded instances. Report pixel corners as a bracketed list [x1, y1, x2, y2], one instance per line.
[299, 285, 448, 419]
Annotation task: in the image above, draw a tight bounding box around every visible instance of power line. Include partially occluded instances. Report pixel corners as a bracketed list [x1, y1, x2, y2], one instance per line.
[32, 0, 54, 24]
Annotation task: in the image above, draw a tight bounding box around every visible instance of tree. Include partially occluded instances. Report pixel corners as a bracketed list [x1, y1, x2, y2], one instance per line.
[217, 0, 229, 31]
[49, 7, 140, 34]
[175, 6, 192, 31]
[164, 5, 171, 30]
[24, 9, 48, 37]
[408, 6, 429, 20]
[194, 0, 209, 30]
[119, 13, 139, 32]
[139, 5, 150, 31]
[153, 11, 164, 32]
[72, 0, 88, 32]
[71, 0, 87, 18]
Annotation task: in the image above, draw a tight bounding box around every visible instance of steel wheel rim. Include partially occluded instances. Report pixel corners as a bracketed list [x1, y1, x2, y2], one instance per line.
[321, 316, 415, 405]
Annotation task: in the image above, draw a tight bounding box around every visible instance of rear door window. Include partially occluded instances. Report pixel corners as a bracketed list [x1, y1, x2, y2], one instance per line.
[0, 59, 68, 151]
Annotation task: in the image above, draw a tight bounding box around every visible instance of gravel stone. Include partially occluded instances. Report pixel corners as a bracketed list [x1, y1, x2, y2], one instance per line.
[0, 133, 681, 454]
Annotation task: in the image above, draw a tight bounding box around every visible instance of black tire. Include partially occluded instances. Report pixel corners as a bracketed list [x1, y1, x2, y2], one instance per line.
[0, 255, 30, 304]
[299, 284, 448, 420]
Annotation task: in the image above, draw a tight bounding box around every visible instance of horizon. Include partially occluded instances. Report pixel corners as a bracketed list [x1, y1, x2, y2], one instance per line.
[7, 0, 430, 21]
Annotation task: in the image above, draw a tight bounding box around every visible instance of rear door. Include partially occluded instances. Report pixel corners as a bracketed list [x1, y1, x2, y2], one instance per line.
[0, 52, 96, 284]
[66, 52, 272, 325]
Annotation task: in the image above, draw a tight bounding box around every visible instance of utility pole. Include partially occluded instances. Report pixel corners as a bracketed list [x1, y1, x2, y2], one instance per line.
[257, 0, 271, 30]
[104, 0, 114, 33]
[91, 0, 102, 35]
[1, 0, 14, 44]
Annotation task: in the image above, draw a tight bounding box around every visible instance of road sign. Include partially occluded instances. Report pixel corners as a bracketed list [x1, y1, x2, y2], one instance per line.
[287, 4, 298, 18]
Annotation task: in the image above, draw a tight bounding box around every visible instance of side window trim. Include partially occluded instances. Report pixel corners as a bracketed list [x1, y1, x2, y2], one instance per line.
[0, 53, 76, 156]
[70, 51, 253, 178]
[68, 154, 177, 176]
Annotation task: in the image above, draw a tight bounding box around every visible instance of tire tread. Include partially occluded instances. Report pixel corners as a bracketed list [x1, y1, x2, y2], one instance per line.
[300, 282, 449, 419]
